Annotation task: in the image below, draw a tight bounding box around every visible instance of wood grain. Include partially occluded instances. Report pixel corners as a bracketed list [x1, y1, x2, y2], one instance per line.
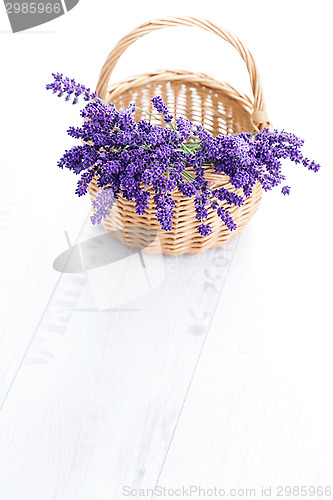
[156, 217, 333, 495]
[0, 218, 238, 499]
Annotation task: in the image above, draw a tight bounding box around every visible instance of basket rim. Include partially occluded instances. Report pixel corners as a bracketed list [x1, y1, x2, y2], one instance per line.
[105, 68, 254, 119]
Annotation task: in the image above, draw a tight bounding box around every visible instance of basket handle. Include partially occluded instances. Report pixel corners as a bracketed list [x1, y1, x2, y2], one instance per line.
[96, 17, 269, 130]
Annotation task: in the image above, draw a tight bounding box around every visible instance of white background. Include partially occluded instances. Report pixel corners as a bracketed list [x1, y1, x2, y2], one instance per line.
[0, 1, 332, 499]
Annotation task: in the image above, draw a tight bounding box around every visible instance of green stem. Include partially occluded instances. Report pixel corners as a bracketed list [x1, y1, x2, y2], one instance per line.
[181, 169, 215, 195]
[182, 170, 195, 182]
[181, 171, 200, 197]
[181, 143, 194, 155]
[136, 106, 166, 124]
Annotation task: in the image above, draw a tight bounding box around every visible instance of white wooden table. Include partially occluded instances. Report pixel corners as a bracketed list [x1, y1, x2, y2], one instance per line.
[1, 7, 332, 498]
[0, 187, 332, 499]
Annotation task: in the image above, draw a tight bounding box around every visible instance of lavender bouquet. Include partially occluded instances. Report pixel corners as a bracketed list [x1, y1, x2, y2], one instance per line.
[46, 73, 320, 237]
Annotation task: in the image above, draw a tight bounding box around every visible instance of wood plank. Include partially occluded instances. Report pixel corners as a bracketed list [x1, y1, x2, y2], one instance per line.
[0, 220, 238, 499]
[0, 191, 90, 405]
[155, 200, 333, 494]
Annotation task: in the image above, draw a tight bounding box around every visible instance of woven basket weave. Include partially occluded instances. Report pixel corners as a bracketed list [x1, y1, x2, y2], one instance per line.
[88, 17, 270, 255]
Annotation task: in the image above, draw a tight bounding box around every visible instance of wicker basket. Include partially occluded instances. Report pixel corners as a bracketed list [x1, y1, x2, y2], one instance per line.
[88, 17, 270, 256]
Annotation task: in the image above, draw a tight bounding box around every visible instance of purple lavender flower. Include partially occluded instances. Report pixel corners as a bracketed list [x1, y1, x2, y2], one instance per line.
[176, 116, 193, 141]
[151, 96, 173, 123]
[194, 195, 209, 222]
[47, 74, 321, 237]
[178, 182, 197, 197]
[154, 193, 175, 231]
[281, 186, 291, 195]
[217, 206, 237, 231]
[90, 188, 116, 225]
[212, 187, 244, 207]
[198, 223, 212, 236]
[305, 160, 321, 172]
[46, 73, 98, 104]
[75, 169, 95, 196]
[134, 189, 150, 216]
